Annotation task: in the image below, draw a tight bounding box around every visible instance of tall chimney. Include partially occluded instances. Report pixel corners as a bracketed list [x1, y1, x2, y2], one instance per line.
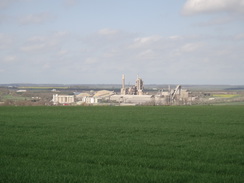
[122, 74, 125, 89]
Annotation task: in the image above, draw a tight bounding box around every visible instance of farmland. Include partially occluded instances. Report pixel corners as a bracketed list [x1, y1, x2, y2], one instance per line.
[212, 94, 239, 98]
[0, 106, 244, 183]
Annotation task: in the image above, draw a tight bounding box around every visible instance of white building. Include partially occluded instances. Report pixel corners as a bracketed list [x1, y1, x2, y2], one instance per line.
[52, 94, 74, 105]
[16, 90, 27, 93]
[110, 95, 154, 105]
[82, 96, 97, 104]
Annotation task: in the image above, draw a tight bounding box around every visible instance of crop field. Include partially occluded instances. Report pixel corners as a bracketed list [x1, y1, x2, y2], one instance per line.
[212, 94, 239, 98]
[0, 106, 244, 183]
[2, 95, 28, 101]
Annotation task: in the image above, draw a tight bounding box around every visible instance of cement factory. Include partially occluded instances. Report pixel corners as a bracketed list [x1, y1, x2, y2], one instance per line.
[52, 75, 195, 106]
[110, 74, 194, 105]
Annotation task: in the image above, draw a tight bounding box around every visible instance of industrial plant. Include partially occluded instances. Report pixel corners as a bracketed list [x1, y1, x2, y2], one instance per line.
[51, 74, 195, 106]
[110, 74, 194, 105]
[1, 76, 244, 106]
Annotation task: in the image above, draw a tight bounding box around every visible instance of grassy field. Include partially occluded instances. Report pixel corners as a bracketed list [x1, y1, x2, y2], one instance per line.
[214, 101, 244, 105]
[2, 95, 29, 101]
[212, 94, 239, 98]
[0, 106, 244, 183]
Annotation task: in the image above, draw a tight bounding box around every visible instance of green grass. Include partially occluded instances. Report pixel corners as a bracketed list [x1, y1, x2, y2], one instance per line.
[212, 94, 239, 98]
[2, 95, 28, 101]
[214, 101, 244, 105]
[0, 106, 244, 183]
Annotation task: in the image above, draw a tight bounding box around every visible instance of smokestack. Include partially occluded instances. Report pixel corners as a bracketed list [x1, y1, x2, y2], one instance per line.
[122, 74, 125, 89]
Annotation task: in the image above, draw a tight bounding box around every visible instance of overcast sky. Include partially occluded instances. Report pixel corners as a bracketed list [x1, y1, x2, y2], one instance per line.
[1, 0, 244, 85]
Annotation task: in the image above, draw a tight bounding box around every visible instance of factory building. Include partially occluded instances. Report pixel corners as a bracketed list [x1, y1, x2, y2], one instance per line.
[116, 74, 194, 105]
[52, 94, 74, 105]
[75, 90, 115, 105]
[110, 95, 154, 105]
[157, 85, 193, 105]
[121, 74, 144, 95]
[51, 75, 194, 106]
[110, 75, 153, 105]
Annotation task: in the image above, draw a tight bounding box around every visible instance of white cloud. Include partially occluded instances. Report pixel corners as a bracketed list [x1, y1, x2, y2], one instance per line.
[3, 55, 17, 63]
[0, 0, 19, 9]
[2, 27, 244, 84]
[181, 42, 203, 52]
[85, 57, 98, 64]
[168, 35, 183, 40]
[0, 33, 13, 49]
[20, 31, 68, 52]
[82, 29, 134, 55]
[21, 36, 50, 52]
[0, 14, 13, 24]
[64, 0, 78, 6]
[235, 33, 244, 39]
[129, 35, 162, 49]
[194, 16, 234, 26]
[136, 49, 158, 60]
[182, 0, 244, 15]
[53, 31, 68, 37]
[98, 29, 118, 36]
[57, 49, 69, 56]
[134, 36, 162, 44]
[42, 63, 51, 69]
[21, 43, 46, 52]
[19, 12, 54, 25]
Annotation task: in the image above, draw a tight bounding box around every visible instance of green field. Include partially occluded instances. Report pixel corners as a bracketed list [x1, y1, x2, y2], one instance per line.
[0, 106, 244, 183]
[2, 95, 29, 101]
